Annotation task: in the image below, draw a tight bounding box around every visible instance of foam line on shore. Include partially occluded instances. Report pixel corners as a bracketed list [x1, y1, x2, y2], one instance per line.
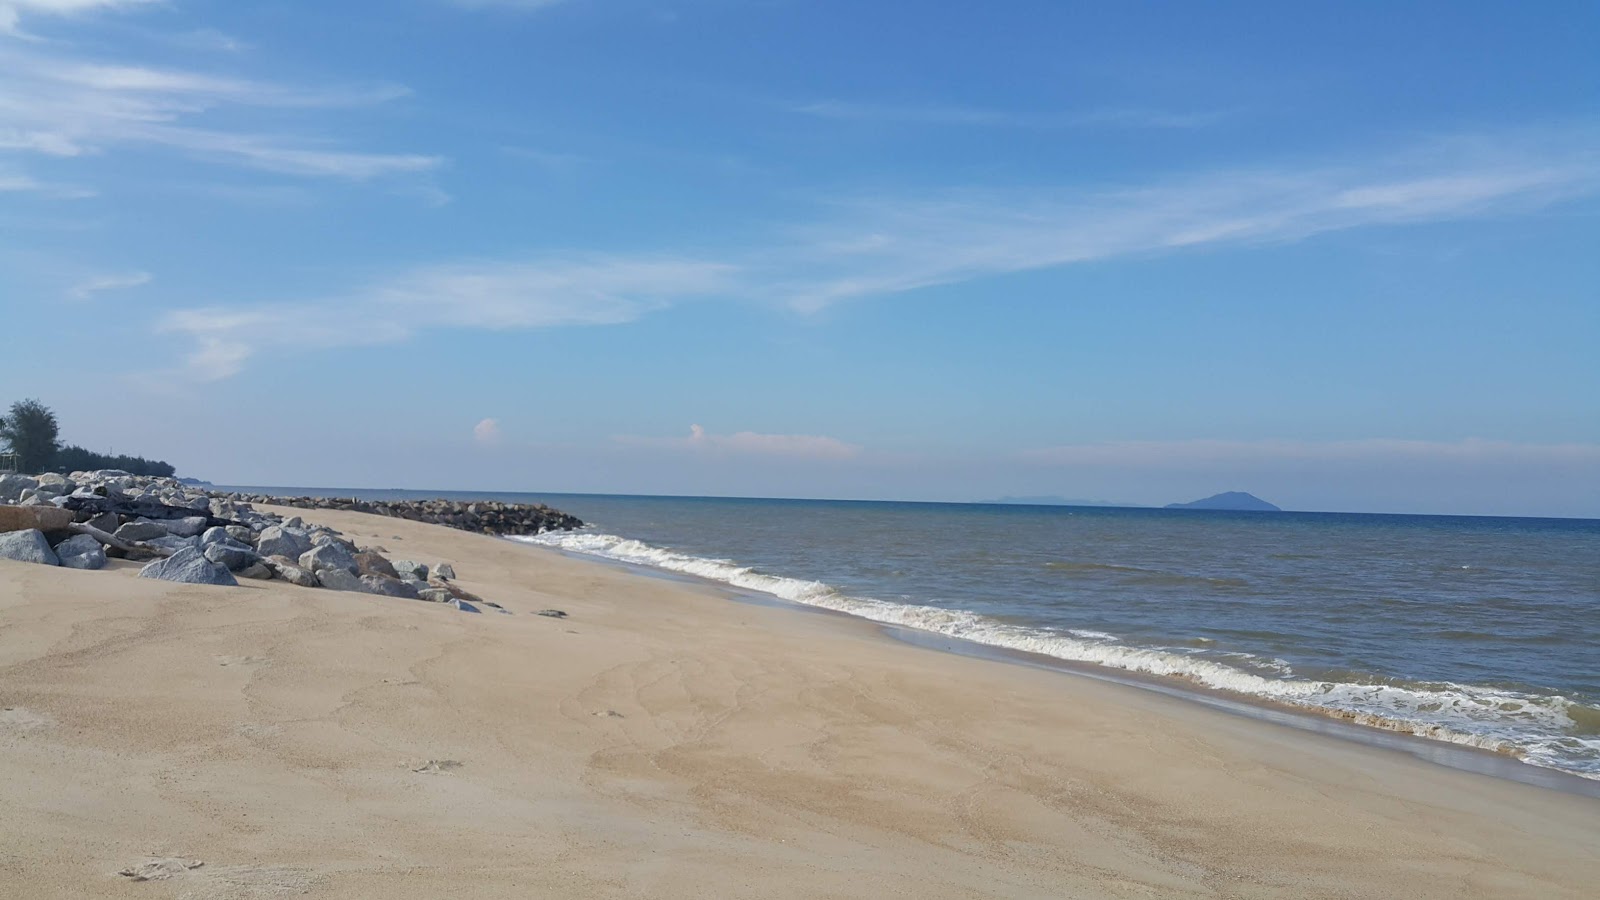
[517, 529, 1600, 781]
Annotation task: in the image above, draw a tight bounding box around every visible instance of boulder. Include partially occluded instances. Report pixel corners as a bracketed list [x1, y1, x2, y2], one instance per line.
[165, 516, 210, 538]
[435, 563, 456, 580]
[392, 559, 428, 580]
[35, 473, 74, 493]
[84, 511, 120, 534]
[200, 526, 231, 546]
[300, 542, 358, 575]
[0, 474, 38, 503]
[283, 516, 304, 529]
[264, 556, 318, 588]
[255, 525, 312, 560]
[0, 505, 74, 534]
[445, 599, 480, 613]
[203, 541, 259, 572]
[359, 574, 420, 599]
[417, 587, 454, 603]
[137, 547, 237, 586]
[0, 529, 60, 566]
[225, 525, 255, 544]
[114, 520, 169, 543]
[55, 534, 107, 570]
[354, 551, 398, 579]
[315, 567, 363, 592]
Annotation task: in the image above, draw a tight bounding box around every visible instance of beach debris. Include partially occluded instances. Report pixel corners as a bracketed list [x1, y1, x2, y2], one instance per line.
[0, 529, 60, 566]
[593, 709, 623, 718]
[117, 858, 204, 881]
[0, 504, 73, 534]
[536, 609, 567, 618]
[138, 547, 238, 586]
[53, 533, 107, 570]
[412, 759, 462, 774]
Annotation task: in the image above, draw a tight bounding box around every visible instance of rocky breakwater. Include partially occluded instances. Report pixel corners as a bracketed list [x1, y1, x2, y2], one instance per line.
[0, 471, 547, 617]
[217, 493, 583, 536]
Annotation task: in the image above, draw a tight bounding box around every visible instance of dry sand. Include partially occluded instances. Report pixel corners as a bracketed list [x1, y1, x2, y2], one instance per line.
[1, 506, 1596, 899]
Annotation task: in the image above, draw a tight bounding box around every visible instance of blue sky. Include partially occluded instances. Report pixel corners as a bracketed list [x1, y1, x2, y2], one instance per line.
[1, 0, 1597, 516]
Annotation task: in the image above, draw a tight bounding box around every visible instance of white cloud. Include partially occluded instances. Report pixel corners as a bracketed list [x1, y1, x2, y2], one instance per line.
[793, 100, 1225, 130]
[0, 0, 157, 35]
[619, 424, 863, 460]
[1021, 438, 1600, 468]
[157, 256, 734, 380]
[770, 124, 1600, 311]
[68, 269, 150, 300]
[0, 38, 438, 183]
[473, 418, 502, 445]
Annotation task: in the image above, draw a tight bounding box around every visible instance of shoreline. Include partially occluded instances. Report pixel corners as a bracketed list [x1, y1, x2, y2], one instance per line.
[2, 504, 1596, 897]
[522, 535, 1600, 796]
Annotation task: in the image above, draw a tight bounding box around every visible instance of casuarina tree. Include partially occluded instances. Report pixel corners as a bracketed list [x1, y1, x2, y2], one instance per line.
[0, 399, 60, 473]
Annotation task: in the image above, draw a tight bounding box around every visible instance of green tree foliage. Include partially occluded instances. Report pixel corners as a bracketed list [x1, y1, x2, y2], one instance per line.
[0, 399, 176, 477]
[0, 398, 60, 472]
[51, 445, 176, 478]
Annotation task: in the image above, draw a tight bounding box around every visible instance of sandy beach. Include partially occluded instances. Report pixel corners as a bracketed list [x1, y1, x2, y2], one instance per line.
[1, 505, 1596, 899]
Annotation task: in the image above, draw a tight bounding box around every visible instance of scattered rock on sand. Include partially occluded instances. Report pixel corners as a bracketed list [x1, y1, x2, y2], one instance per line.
[0, 529, 60, 566]
[537, 609, 567, 618]
[412, 759, 462, 774]
[138, 547, 238, 586]
[435, 562, 456, 580]
[417, 587, 454, 603]
[54, 533, 107, 570]
[117, 858, 204, 881]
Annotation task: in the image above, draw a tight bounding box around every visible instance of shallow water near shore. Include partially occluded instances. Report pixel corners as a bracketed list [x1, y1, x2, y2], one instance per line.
[224, 487, 1600, 783]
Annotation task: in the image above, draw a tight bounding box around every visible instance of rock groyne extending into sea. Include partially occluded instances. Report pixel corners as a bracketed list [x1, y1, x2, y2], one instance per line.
[214, 492, 583, 536]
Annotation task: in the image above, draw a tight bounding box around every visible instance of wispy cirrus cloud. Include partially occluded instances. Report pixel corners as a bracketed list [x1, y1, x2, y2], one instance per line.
[769, 123, 1600, 311]
[793, 99, 1226, 130]
[157, 256, 735, 381]
[617, 424, 863, 460]
[0, 0, 157, 35]
[0, 22, 439, 183]
[1020, 438, 1600, 468]
[68, 269, 150, 300]
[150, 122, 1600, 377]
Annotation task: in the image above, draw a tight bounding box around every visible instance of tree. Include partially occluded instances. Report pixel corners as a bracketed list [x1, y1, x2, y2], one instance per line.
[0, 399, 60, 473]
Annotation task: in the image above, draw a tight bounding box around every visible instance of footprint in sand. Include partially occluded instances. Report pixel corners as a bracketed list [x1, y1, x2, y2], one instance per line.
[117, 857, 320, 898]
[214, 655, 269, 668]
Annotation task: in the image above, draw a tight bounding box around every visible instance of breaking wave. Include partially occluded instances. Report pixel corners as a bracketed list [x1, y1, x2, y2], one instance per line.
[516, 529, 1600, 781]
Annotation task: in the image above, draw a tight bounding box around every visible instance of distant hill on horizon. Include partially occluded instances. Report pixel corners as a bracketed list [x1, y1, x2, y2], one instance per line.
[1165, 491, 1282, 511]
[983, 495, 1147, 508]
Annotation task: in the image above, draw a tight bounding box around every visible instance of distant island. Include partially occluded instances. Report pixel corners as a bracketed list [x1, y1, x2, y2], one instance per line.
[984, 496, 1146, 508]
[1165, 491, 1282, 511]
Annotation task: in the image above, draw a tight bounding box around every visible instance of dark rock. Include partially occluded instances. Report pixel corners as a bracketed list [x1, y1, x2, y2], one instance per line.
[204, 541, 259, 572]
[138, 547, 237, 586]
[165, 516, 210, 538]
[435, 563, 456, 580]
[392, 559, 428, 580]
[264, 556, 318, 587]
[536, 609, 567, 618]
[236, 561, 274, 580]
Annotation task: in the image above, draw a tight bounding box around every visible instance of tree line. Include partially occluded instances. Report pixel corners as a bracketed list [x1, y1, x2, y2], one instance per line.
[0, 399, 177, 478]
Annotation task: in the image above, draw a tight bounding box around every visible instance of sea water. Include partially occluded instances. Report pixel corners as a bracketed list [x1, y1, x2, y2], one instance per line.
[228, 488, 1600, 781]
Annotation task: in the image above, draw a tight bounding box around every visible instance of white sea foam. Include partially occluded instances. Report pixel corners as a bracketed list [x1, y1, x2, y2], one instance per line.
[517, 530, 1600, 780]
